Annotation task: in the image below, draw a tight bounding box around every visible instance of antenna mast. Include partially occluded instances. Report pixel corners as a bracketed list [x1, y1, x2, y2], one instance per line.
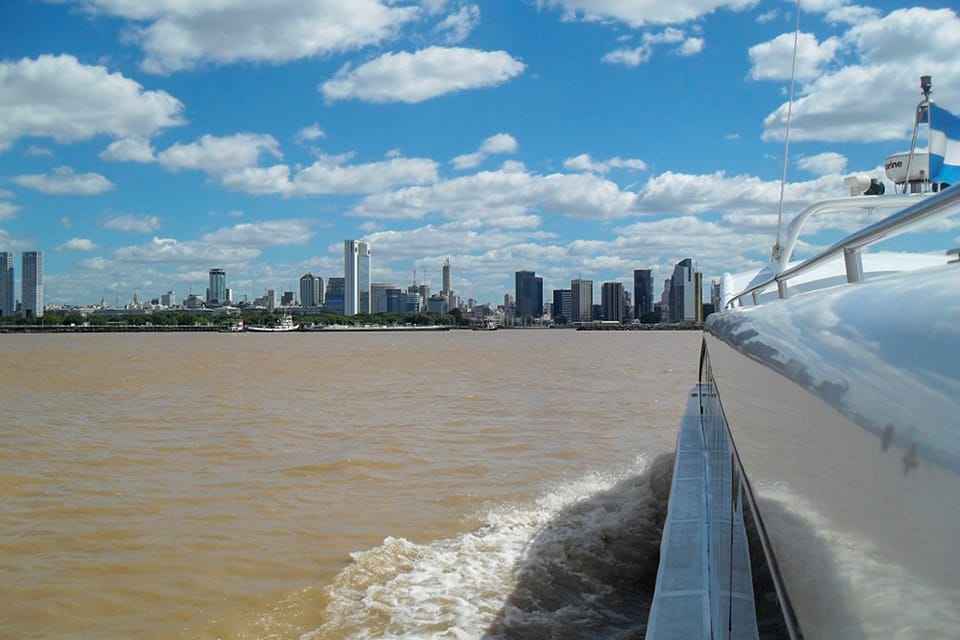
[772, 0, 802, 265]
[904, 75, 933, 194]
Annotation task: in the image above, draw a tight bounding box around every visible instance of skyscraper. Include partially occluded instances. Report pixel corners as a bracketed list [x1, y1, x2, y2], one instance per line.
[371, 283, 392, 313]
[344, 240, 371, 315]
[442, 259, 451, 294]
[694, 271, 704, 322]
[552, 288, 571, 322]
[326, 277, 345, 314]
[514, 270, 543, 319]
[441, 258, 456, 310]
[0, 252, 13, 318]
[21, 251, 43, 318]
[207, 268, 226, 306]
[601, 281, 625, 322]
[571, 278, 593, 323]
[299, 272, 321, 307]
[633, 268, 654, 320]
[669, 258, 695, 322]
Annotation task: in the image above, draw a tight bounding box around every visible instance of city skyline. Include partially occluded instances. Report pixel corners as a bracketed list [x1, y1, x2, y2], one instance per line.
[0, 243, 705, 314]
[1, 3, 958, 307]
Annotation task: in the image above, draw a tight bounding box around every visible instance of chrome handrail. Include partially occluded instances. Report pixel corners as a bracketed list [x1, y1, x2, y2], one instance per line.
[730, 183, 960, 307]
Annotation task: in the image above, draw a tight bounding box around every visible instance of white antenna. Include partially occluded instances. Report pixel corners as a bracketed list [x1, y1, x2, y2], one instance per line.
[773, 0, 802, 263]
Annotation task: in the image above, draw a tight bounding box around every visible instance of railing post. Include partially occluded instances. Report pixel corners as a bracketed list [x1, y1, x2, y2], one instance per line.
[844, 247, 864, 283]
[777, 279, 789, 300]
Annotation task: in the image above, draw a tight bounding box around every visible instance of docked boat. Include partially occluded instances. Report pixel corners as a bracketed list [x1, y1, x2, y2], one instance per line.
[647, 78, 960, 638]
[306, 323, 450, 332]
[218, 319, 244, 333]
[246, 314, 299, 332]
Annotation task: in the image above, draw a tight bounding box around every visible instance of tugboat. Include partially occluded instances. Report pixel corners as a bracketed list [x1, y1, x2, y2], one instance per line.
[246, 314, 299, 332]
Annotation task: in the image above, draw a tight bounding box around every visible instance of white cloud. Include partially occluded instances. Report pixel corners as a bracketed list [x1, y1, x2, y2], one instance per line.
[602, 46, 651, 67]
[221, 154, 439, 196]
[111, 236, 261, 265]
[632, 169, 841, 217]
[756, 9, 779, 24]
[822, 5, 880, 26]
[351, 168, 639, 221]
[12, 166, 115, 195]
[677, 37, 704, 56]
[540, 0, 759, 27]
[564, 154, 648, 174]
[80, 0, 419, 74]
[797, 152, 848, 176]
[0, 201, 21, 221]
[157, 133, 282, 174]
[748, 32, 840, 81]
[320, 47, 526, 103]
[0, 54, 184, 153]
[762, 8, 960, 143]
[200, 219, 314, 246]
[452, 133, 518, 170]
[100, 137, 156, 162]
[603, 27, 704, 66]
[25, 145, 54, 158]
[57, 238, 98, 251]
[296, 124, 326, 142]
[102, 213, 162, 233]
[434, 4, 481, 44]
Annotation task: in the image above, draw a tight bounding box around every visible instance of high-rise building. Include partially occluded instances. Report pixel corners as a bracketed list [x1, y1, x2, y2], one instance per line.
[441, 258, 456, 310]
[344, 240, 371, 315]
[601, 281, 625, 322]
[669, 258, 696, 322]
[386, 287, 402, 313]
[299, 273, 321, 307]
[161, 290, 176, 307]
[325, 277, 345, 314]
[633, 269, 654, 320]
[552, 288, 572, 322]
[442, 259, 451, 294]
[371, 283, 392, 313]
[403, 289, 421, 313]
[207, 268, 226, 306]
[21, 251, 43, 318]
[0, 252, 13, 318]
[514, 270, 543, 319]
[571, 278, 593, 323]
[426, 294, 448, 314]
[694, 271, 704, 322]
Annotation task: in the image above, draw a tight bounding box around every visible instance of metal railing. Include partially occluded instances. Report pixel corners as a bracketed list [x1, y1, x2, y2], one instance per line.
[729, 183, 960, 307]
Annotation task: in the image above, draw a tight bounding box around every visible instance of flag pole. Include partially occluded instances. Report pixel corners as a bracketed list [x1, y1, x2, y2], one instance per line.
[904, 75, 932, 194]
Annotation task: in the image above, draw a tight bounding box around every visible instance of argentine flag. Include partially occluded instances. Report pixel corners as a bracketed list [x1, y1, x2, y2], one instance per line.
[929, 103, 960, 184]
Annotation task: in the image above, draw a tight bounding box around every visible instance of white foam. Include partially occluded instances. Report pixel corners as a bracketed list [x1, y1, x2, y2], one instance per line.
[303, 458, 657, 639]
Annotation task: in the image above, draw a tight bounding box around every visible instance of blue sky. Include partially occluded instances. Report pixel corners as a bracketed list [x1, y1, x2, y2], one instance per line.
[1, 0, 958, 307]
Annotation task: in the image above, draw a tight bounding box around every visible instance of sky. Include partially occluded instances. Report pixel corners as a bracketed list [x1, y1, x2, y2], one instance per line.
[1, 0, 958, 308]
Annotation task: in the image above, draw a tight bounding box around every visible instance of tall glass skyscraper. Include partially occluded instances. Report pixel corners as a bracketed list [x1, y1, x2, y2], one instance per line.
[22, 251, 43, 318]
[514, 270, 543, 319]
[633, 268, 654, 319]
[207, 268, 227, 306]
[344, 240, 371, 315]
[601, 281, 625, 322]
[670, 258, 695, 322]
[0, 252, 13, 318]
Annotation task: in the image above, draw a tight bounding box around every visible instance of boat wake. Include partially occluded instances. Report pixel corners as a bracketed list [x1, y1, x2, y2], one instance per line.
[303, 454, 675, 640]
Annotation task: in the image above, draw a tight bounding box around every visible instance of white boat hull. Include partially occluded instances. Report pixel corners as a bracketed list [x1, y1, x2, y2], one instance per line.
[702, 265, 960, 637]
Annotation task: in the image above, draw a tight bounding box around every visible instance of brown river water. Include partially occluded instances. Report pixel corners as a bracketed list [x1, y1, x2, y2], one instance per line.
[0, 330, 700, 639]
